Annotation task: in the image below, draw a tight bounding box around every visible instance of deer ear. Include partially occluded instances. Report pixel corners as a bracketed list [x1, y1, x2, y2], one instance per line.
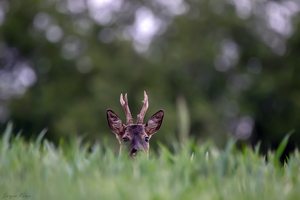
[106, 109, 124, 136]
[145, 110, 164, 136]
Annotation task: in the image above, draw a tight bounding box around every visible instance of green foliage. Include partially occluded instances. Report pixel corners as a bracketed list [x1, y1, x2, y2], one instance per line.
[1, 0, 300, 149]
[1, 129, 300, 200]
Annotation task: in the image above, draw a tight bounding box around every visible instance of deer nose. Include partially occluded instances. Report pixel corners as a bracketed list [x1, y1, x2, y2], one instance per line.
[131, 148, 138, 156]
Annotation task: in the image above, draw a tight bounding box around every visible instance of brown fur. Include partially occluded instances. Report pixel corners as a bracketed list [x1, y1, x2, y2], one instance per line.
[106, 91, 164, 157]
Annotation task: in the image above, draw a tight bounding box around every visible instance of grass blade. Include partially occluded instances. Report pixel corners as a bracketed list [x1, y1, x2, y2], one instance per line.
[274, 130, 294, 164]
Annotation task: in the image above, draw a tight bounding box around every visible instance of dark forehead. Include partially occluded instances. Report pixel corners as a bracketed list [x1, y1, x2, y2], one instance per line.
[126, 125, 144, 134]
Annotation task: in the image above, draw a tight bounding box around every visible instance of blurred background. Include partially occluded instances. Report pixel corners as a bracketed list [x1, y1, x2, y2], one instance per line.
[0, 0, 300, 153]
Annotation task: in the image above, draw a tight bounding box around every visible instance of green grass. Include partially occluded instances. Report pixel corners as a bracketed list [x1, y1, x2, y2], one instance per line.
[0, 125, 300, 200]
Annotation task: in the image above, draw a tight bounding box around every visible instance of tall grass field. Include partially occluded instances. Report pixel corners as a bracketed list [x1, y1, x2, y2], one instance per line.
[0, 124, 299, 200]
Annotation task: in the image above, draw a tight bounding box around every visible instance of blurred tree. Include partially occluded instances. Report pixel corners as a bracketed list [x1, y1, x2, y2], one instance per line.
[150, 0, 300, 149]
[0, 0, 299, 151]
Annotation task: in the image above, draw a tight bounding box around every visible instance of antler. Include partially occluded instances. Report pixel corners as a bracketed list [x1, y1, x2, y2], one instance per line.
[136, 91, 149, 124]
[120, 93, 134, 124]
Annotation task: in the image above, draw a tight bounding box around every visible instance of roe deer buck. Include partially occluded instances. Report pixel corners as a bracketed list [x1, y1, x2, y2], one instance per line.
[106, 91, 164, 157]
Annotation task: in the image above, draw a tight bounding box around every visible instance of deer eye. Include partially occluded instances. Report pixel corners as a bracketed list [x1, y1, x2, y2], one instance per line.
[145, 136, 149, 142]
[122, 136, 130, 142]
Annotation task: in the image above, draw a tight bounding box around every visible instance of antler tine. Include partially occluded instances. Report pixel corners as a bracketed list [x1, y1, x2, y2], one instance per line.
[136, 90, 149, 124]
[120, 93, 134, 124]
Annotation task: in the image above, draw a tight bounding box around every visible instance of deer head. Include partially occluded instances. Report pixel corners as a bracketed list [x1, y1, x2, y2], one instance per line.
[106, 91, 164, 157]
